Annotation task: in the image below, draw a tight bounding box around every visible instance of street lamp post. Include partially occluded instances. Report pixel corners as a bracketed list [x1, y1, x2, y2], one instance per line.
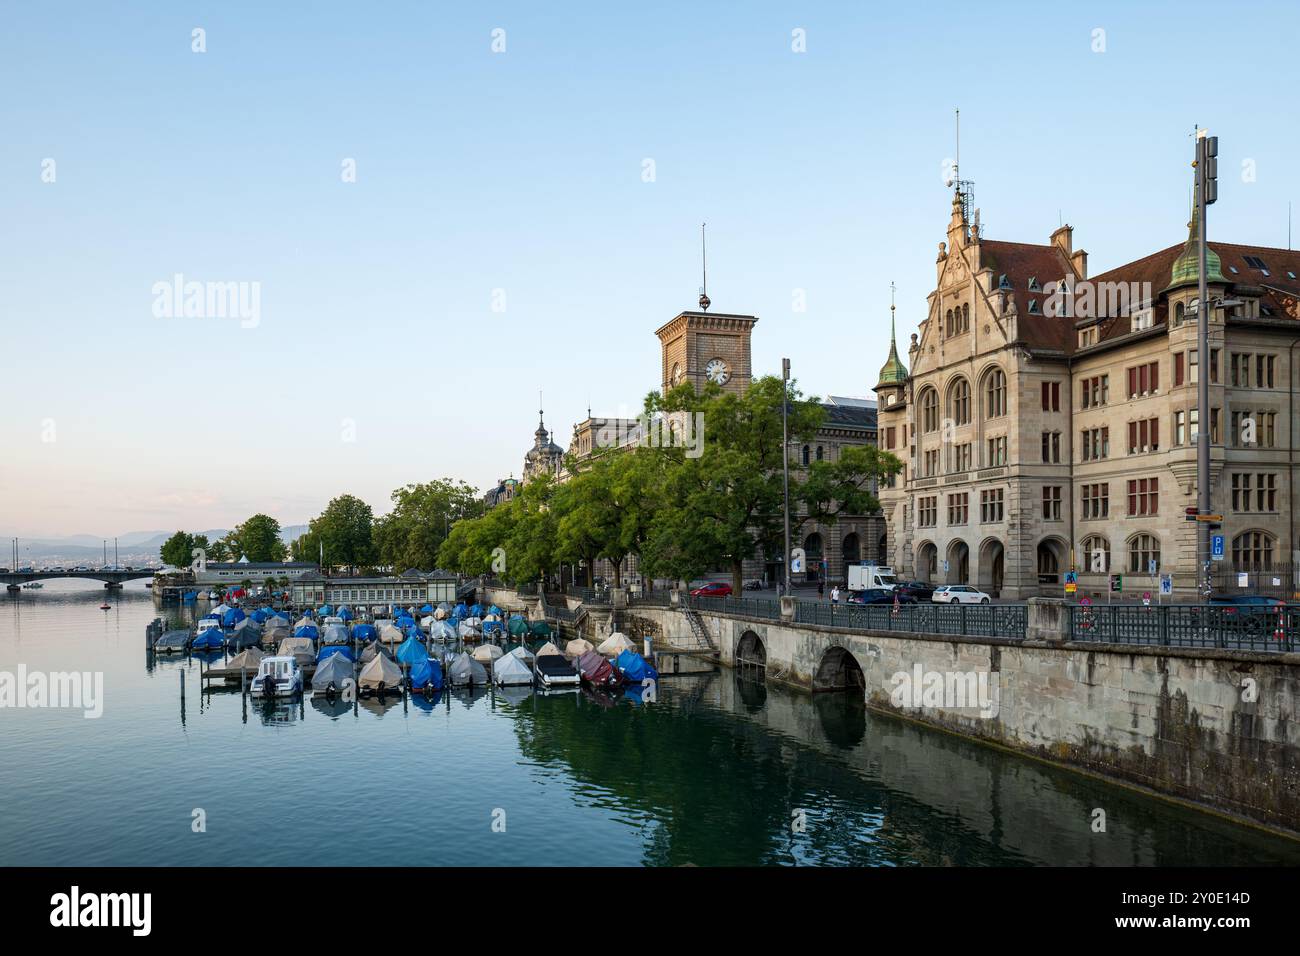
[782, 358, 792, 597]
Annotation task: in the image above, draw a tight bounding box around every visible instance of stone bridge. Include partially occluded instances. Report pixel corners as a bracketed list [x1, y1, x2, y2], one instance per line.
[3, 569, 157, 590]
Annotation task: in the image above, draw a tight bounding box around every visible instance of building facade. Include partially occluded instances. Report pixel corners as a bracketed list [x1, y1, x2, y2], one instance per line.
[875, 182, 1300, 599]
[194, 560, 318, 585]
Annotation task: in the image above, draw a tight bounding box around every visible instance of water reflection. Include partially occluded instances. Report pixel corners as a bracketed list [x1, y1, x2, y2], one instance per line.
[2, 581, 1298, 867]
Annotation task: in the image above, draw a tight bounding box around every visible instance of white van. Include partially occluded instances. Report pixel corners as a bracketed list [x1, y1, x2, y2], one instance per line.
[847, 563, 898, 591]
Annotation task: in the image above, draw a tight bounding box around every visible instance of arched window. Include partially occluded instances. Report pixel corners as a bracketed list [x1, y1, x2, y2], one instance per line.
[1174, 301, 1185, 326]
[1232, 531, 1275, 570]
[801, 445, 810, 466]
[984, 368, 1007, 419]
[920, 388, 940, 433]
[1127, 534, 1160, 573]
[1080, 535, 1110, 572]
[948, 377, 971, 426]
[815, 445, 824, 461]
[945, 309, 954, 335]
[962, 303, 970, 332]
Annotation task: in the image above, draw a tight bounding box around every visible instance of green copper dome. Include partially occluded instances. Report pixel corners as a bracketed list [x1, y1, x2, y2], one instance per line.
[876, 306, 908, 387]
[1166, 195, 1227, 292]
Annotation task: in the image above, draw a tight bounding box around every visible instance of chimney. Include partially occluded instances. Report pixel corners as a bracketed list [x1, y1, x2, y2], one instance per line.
[1071, 248, 1088, 280]
[1050, 224, 1073, 257]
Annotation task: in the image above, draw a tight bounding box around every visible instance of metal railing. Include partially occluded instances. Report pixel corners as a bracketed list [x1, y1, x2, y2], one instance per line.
[793, 600, 1028, 639]
[687, 595, 784, 621]
[1069, 604, 1297, 652]
[626, 590, 673, 608]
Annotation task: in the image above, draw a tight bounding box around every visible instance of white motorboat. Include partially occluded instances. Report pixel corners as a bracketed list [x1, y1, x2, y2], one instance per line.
[250, 655, 303, 698]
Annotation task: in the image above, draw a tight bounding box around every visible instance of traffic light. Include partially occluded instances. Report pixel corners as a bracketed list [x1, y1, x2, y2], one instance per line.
[1202, 135, 1218, 205]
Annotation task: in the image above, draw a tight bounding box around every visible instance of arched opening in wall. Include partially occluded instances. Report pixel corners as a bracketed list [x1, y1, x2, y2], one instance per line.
[803, 532, 824, 583]
[736, 630, 767, 680]
[842, 533, 860, 567]
[946, 540, 970, 584]
[877, 533, 888, 563]
[916, 542, 938, 582]
[978, 538, 1004, 596]
[813, 646, 865, 694]
[1036, 538, 1067, 586]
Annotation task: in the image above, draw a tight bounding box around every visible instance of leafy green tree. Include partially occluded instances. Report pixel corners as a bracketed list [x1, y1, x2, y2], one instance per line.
[160, 531, 193, 568]
[306, 494, 375, 573]
[205, 537, 230, 563]
[228, 514, 287, 563]
[642, 375, 897, 594]
[374, 478, 482, 572]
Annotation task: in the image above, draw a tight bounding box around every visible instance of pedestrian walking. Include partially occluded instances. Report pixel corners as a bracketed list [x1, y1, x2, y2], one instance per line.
[817, 580, 824, 600]
[831, 585, 840, 605]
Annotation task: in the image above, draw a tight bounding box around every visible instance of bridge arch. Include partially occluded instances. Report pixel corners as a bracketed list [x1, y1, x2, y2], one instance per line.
[813, 646, 865, 694]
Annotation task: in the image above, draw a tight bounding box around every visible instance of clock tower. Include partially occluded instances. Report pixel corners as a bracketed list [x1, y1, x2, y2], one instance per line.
[655, 310, 757, 395]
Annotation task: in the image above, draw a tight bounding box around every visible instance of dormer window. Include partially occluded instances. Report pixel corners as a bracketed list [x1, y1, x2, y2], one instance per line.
[1028, 299, 1041, 314]
[1244, 255, 1268, 271]
[1132, 309, 1154, 331]
[1288, 271, 1297, 280]
[998, 274, 1011, 290]
[1229, 266, 1239, 274]
[1028, 276, 1041, 292]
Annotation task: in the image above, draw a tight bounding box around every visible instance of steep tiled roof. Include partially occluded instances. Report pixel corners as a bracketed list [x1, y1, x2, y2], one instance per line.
[977, 239, 1077, 352]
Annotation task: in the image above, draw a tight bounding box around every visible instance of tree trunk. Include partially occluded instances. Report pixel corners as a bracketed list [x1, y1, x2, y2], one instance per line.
[731, 558, 744, 597]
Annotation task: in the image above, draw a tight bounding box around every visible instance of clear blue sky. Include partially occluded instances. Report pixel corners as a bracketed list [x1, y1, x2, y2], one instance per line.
[2, 1, 1296, 536]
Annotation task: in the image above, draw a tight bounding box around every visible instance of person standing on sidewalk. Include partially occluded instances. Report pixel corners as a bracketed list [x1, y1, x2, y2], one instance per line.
[817, 580, 824, 600]
[831, 585, 840, 605]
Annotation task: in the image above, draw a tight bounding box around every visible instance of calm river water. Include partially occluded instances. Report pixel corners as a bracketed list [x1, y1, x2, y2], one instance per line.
[2, 580, 1296, 866]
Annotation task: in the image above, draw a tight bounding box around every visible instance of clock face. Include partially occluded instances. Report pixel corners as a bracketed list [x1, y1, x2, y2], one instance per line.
[671, 362, 682, 385]
[705, 358, 730, 385]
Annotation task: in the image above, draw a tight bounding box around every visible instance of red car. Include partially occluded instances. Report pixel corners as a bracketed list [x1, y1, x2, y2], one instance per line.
[690, 582, 733, 597]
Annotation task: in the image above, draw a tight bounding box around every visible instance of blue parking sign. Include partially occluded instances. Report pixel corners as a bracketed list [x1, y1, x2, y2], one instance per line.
[1211, 535, 1225, 560]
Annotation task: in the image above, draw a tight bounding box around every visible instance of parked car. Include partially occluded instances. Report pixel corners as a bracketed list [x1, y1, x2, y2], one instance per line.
[932, 585, 992, 604]
[848, 588, 917, 605]
[690, 582, 733, 597]
[895, 580, 936, 602]
[1209, 594, 1287, 639]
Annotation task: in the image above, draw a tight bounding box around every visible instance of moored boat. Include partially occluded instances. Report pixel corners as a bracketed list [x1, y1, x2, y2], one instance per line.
[250, 655, 303, 697]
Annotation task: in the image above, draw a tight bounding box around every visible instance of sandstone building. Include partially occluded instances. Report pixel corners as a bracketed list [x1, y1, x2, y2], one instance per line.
[874, 180, 1300, 599]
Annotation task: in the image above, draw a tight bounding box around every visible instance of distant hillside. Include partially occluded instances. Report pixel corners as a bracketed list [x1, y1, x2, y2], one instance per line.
[5, 524, 307, 561]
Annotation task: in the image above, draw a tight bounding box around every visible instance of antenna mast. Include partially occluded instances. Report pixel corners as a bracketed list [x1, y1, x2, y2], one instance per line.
[698, 222, 710, 311]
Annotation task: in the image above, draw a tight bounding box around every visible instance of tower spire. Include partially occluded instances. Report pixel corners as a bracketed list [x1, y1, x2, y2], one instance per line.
[875, 281, 908, 388]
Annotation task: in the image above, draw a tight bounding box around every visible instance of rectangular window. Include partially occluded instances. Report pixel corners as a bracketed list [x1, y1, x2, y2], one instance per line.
[1256, 354, 1276, 388]
[1081, 482, 1109, 519]
[1126, 361, 1158, 398]
[947, 493, 969, 526]
[980, 488, 1004, 523]
[1081, 426, 1109, 461]
[1126, 477, 1159, 516]
[1041, 431, 1061, 463]
[986, 435, 1008, 466]
[1127, 418, 1159, 454]
[924, 449, 939, 477]
[1210, 348, 1220, 384]
[1042, 485, 1062, 520]
[1080, 374, 1109, 409]
[1041, 381, 1060, 412]
[1174, 352, 1185, 386]
[952, 442, 972, 472]
[917, 496, 937, 528]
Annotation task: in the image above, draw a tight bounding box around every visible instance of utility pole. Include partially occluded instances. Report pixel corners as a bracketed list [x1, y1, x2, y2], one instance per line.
[1195, 130, 1218, 601]
[782, 358, 792, 597]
